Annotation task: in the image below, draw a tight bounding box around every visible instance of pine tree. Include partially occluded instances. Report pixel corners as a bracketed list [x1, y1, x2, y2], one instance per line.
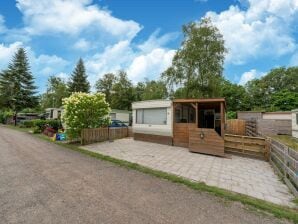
[0, 48, 38, 112]
[68, 58, 90, 93]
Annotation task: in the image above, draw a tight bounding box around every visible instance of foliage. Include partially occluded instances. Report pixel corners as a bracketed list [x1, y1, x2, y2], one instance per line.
[220, 79, 251, 112]
[110, 71, 135, 110]
[140, 80, 168, 100]
[62, 92, 110, 139]
[226, 111, 237, 119]
[0, 48, 38, 112]
[68, 58, 90, 93]
[246, 67, 298, 111]
[162, 17, 226, 98]
[40, 76, 69, 109]
[0, 110, 13, 124]
[95, 73, 117, 105]
[22, 120, 35, 128]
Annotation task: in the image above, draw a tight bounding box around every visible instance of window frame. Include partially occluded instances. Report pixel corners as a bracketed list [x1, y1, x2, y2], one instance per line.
[136, 107, 167, 125]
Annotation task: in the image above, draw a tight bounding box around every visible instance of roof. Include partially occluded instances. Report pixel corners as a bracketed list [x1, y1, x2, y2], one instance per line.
[237, 111, 291, 114]
[111, 109, 132, 114]
[172, 98, 226, 103]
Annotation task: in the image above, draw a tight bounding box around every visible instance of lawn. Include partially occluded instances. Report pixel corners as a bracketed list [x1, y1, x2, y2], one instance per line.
[271, 135, 298, 152]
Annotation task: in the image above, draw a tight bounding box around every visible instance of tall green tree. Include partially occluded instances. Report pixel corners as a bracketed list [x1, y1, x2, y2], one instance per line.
[220, 79, 251, 112]
[141, 80, 168, 100]
[68, 58, 90, 93]
[0, 48, 38, 118]
[40, 75, 69, 109]
[95, 73, 117, 105]
[246, 67, 298, 111]
[134, 82, 145, 101]
[110, 71, 134, 110]
[162, 17, 226, 98]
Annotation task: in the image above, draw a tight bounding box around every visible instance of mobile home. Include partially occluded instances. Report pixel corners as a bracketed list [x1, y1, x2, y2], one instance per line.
[132, 98, 226, 156]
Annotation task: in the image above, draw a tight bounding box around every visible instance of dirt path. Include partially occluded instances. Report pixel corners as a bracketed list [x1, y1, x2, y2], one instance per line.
[0, 126, 291, 224]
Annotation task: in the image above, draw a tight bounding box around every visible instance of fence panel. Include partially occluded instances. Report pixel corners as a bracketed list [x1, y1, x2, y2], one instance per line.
[269, 138, 298, 197]
[226, 119, 246, 135]
[224, 134, 268, 160]
[81, 127, 128, 145]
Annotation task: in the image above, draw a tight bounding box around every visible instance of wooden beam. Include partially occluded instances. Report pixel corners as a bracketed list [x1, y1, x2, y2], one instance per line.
[195, 102, 198, 127]
[220, 102, 225, 137]
[190, 103, 196, 109]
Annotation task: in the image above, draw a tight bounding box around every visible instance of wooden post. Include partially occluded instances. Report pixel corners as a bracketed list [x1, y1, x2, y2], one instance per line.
[196, 102, 198, 128]
[220, 102, 225, 137]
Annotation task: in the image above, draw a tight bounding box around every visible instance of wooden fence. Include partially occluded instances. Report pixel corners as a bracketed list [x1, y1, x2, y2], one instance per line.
[226, 119, 246, 135]
[224, 134, 268, 160]
[245, 119, 257, 136]
[81, 127, 129, 145]
[268, 138, 298, 197]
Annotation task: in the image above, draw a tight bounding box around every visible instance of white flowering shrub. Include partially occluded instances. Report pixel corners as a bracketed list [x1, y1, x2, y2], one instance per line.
[62, 92, 111, 139]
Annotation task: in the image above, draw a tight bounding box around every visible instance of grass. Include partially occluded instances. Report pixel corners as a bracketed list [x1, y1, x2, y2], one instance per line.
[271, 135, 298, 152]
[4, 125, 298, 223]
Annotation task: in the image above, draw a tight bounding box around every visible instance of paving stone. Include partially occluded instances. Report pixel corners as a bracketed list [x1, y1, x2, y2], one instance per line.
[83, 138, 295, 207]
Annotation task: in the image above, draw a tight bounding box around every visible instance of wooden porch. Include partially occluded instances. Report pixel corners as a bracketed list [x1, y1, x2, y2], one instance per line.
[173, 98, 226, 157]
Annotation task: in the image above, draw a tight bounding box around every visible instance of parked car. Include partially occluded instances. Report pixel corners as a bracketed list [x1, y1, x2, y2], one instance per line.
[109, 119, 128, 127]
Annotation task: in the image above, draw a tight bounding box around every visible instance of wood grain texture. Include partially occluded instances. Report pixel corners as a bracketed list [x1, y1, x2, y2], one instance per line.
[134, 133, 173, 145]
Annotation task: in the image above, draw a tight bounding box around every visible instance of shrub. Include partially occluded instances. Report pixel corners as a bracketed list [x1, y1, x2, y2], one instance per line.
[22, 120, 35, 128]
[227, 111, 237, 119]
[0, 110, 13, 124]
[62, 92, 110, 139]
[31, 119, 62, 132]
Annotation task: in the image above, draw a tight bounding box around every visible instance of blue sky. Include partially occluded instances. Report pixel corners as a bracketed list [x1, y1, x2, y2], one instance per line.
[0, 0, 298, 93]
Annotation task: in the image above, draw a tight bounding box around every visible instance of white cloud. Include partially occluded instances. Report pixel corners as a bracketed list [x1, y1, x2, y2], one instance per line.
[16, 0, 142, 40]
[73, 38, 92, 51]
[206, 0, 298, 65]
[238, 69, 265, 85]
[0, 42, 23, 69]
[85, 31, 176, 86]
[127, 48, 175, 82]
[32, 54, 69, 76]
[138, 30, 178, 53]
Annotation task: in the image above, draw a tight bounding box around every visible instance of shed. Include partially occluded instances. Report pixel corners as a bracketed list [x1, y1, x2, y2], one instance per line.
[45, 108, 63, 120]
[132, 98, 226, 157]
[110, 109, 132, 125]
[292, 109, 298, 138]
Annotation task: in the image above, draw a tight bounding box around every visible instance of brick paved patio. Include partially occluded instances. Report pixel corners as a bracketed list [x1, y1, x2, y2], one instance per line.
[83, 138, 294, 207]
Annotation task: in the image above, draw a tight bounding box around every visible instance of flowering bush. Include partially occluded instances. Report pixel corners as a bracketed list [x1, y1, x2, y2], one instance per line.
[62, 92, 111, 139]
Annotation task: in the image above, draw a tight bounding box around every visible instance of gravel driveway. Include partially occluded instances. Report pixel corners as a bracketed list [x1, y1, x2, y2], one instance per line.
[0, 126, 291, 224]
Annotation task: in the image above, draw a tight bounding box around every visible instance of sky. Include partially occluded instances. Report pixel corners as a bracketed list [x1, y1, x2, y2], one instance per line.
[0, 0, 298, 93]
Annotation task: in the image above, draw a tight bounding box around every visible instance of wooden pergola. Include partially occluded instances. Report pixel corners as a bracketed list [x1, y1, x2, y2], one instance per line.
[172, 98, 226, 157]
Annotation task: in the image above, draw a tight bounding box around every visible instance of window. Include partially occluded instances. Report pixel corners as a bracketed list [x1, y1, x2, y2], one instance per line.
[136, 108, 167, 125]
[110, 113, 116, 120]
[175, 104, 195, 123]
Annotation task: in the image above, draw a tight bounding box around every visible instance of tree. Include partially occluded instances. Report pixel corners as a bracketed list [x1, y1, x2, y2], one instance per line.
[68, 58, 90, 93]
[95, 73, 117, 105]
[246, 67, 298, 111]
[62, 92, 110, 139]
[220, 79, 251, 112]
[0, 48, 38, 124]
[271, 90, 298, 111]
[141, 80, 168, 100]
[162, 17, 226, 98]
[134, 82, 145, 101]
[110, 71, 134, 110]
[40, 75, 69, 109]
